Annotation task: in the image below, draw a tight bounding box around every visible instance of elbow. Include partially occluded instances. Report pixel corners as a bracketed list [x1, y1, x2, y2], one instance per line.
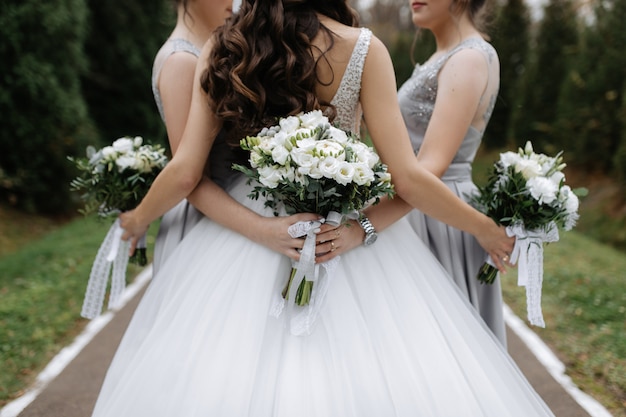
[178, 171, 202, 194]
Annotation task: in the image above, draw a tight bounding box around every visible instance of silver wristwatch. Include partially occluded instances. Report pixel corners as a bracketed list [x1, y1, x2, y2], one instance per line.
[358, 213, 378, 246]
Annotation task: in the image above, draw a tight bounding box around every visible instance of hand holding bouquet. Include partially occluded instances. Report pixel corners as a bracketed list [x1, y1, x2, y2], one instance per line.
[69, 136, 168, 318]
[470, 141, 586, 326]
[234, 110, 394, 335]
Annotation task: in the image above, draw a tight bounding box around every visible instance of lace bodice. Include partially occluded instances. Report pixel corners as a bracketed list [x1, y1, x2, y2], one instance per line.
[151, 38, 202, 121]
[329, 28, 372, 135]
[397, 37, 499, 170]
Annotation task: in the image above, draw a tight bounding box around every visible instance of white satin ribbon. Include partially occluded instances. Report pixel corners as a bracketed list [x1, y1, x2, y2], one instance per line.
[270, 211, 346, 336]
[80, 219, 130, 319]
[506, 222, 559, 327]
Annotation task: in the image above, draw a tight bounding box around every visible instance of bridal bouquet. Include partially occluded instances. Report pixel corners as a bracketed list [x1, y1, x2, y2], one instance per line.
[233, 110, 394, 334]
[470, 141, 585, 326]
[69, 136, 168, 318]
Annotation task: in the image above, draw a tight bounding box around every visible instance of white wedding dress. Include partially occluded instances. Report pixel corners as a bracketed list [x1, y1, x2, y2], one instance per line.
[91, 28, 554, 416]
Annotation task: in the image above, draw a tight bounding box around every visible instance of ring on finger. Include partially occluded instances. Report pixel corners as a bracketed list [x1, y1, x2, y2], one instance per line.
[502, 255, 509, 262]
[330, 241, 336, 252]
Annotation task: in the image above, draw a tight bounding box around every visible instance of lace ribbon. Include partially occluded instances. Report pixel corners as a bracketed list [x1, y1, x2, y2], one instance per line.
[270, 211, 346, 336]
[506, 222, 559, 327]
[80, 219, 131, 319]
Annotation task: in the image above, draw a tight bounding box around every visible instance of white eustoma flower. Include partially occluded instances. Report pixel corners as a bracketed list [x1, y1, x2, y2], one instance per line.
[514, 158, 543, 179]
[294, 137, 317, 152]
[377, 170, 392, 184]
[112, 137, 134, 153]
[279, 115, 300, 134]
[258, 165, 283, 188]
[499, 151, 520, 169]
[115, 155, 136, 172]
[271, 145, 290, 166]
[352, 142, 379, 168]
[527, 176, 558, 205]
[315, 140, 344, 158]
[101, 146, 116, 159]
[299, 110, 326, 129]
[291, 147, 318, 172]
[133, 136, 143, 147]
[327, 126, 349, 145]
[249, 150, 264, 168]
[334, 161, 355, 185]
[549, 170, 565, 187]
[352, 162, 375, 185]
[318, 156, 341, 179]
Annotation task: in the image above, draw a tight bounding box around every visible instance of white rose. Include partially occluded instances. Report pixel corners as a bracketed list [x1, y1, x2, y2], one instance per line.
[299, 110, 327, 129]
[112, 137, 134, 153]
[527, 176, 558, 205]
[514, 158, 542, 179]
[334, 161, 355, 185]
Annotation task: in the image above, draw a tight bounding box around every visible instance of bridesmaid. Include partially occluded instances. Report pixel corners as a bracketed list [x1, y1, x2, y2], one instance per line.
[318, 0, 508, 344]
[151, 0, 234, 273]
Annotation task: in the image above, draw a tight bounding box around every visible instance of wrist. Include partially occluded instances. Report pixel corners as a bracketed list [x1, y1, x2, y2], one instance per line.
[357, 212, 378, 246]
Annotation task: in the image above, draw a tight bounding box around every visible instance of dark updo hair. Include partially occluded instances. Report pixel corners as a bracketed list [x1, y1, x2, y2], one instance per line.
[451, 0, 492, 35]
[201, 0, 359, 144]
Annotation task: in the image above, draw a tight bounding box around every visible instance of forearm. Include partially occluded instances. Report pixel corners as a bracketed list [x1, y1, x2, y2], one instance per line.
[133, 161, 200, 227]
[186, 177, 266, 241]
[362, 196, 413, 232]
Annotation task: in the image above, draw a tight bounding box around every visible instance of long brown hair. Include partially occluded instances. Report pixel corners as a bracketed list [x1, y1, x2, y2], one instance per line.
[201, 0, 359, 144]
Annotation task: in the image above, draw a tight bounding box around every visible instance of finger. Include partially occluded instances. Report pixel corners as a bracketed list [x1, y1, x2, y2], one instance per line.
[128, 237, 139, 256]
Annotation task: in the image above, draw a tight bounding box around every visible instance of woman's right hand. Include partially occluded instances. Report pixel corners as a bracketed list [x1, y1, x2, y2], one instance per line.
[474, 221, 515, 273]
[251, 213, 326, 261]
[119, 209, 150, 256]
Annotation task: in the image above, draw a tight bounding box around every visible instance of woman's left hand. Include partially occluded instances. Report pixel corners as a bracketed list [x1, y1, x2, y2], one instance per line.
[314, 220, 365, 263]
[119, 210, 150, 256]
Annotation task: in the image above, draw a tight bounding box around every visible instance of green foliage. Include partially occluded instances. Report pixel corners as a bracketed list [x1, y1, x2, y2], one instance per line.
[0, 0, 96, 213]
[485, 0, 531, 149]
[556, 0, 626, 172]
[509, 0, 579, 155]
[80, 0, 173, 147]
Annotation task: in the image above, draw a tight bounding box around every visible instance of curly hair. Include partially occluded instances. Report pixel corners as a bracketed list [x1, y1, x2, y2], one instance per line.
[201, 0, 359, 145]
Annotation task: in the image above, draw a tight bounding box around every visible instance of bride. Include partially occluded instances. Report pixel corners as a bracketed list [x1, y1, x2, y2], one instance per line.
[91, 0, 553, 415]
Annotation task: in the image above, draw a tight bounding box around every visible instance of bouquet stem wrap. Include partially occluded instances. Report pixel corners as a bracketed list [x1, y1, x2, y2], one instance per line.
[270, 212, 342, 336]
[506, 222, 559, 328]
[80, 219, 131, 319]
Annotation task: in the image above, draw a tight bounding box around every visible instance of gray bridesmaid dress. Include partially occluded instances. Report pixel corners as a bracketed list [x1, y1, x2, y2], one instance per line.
[151, 39, 246, 274]
[397, 37, 507, 345]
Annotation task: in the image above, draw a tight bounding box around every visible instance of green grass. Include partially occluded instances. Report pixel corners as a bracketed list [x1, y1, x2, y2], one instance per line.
[0, 214, 155, 405]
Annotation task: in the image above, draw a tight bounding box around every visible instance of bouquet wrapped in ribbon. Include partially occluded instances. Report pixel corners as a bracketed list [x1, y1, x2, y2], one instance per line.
[233, 110, 394, 335]
[68, 136, 168, 318]
[470, 141, 586, 326]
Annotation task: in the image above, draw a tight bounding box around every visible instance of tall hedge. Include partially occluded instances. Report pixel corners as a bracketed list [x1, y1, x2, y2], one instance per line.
[556, 1, 626, 172]
[0, 0, 95, 213]
[509, 0, 579, 155]
[80, 0, 173, 147]
[485, 0, 531, 149]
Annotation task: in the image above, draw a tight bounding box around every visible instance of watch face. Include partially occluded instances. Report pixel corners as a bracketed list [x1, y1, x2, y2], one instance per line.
[364, 233, 378, 246]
